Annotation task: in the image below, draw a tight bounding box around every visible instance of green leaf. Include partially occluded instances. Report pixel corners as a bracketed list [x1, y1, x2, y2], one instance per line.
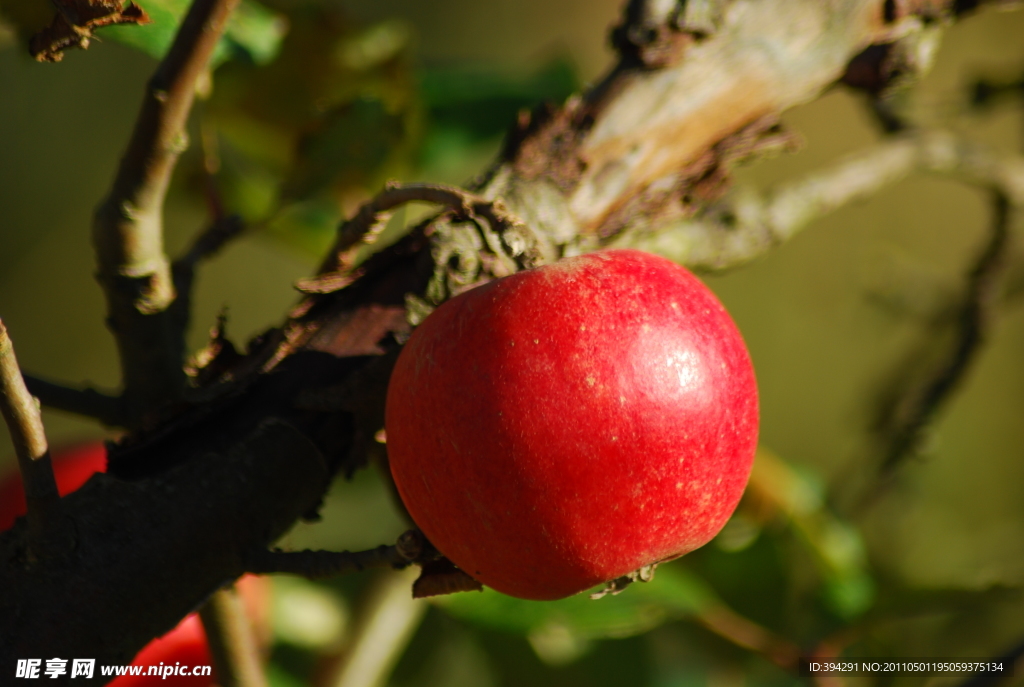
[420, 58, 578, 142]
[101, 0, 286, 65]
[281, 97, 412, 202]
[265, 199, 342, 257]
[747, 447, 876, 618]
[223, 0, 287, 65]
[414, 58, 578, 178]
[266, 663, 306, 687]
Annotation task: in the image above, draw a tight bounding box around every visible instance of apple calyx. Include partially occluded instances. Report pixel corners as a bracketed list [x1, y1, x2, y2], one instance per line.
[589, 564, 659, 600]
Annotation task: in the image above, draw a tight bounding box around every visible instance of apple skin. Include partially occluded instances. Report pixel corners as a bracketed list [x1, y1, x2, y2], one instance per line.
[385, 249, 758, 600]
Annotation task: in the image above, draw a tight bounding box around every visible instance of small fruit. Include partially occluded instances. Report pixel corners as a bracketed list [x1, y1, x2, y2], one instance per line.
[385, 249, 758, 600]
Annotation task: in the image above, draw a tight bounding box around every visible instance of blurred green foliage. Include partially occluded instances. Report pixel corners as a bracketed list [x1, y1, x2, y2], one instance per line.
[2, 0, 1024, 686]
[101, 0, 287, 64]
[0, 0, 286, 64]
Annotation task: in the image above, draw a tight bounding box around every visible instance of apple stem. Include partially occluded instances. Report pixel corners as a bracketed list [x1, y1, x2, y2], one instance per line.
[198, 585, 268, 687]
[0, 320, 71, 560]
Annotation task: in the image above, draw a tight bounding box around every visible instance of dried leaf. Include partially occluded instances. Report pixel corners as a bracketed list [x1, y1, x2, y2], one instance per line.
[29, 0, 149, 62]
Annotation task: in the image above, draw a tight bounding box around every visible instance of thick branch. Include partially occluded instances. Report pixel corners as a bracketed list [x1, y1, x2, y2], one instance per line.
[93, 0, 240, 426]
[0, 416, 335, 675]
[478, 0, 896, 250]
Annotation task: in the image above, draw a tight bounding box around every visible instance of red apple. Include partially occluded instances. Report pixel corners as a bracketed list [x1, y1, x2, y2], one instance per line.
[385, 249, 758, 600]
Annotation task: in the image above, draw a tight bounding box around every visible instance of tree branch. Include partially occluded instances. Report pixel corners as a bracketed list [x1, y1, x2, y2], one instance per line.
[22, 375, 126, 427]
[93, 0, 241, 427]
[0, 321, 69, 560]
[0, 415, 336, 671]
[244, 530, 428, 578]
[476, 0, 898, 254]
[616, 131, 1024, 270]
[22, 214, 247, 429]
[325, 568, 427, 687]
[694, 603, 800, 671]
[954, 637, 1024, 687]
[198, 587, 268, 687]
[855, 189, 1014, 508]
[299, 182, 533, 297]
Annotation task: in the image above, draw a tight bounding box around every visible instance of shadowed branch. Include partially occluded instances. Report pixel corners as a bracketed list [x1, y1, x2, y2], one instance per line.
[92, 0, 241, 427]
[22, 375, 126, 427]
[858, 189, 1015, 508]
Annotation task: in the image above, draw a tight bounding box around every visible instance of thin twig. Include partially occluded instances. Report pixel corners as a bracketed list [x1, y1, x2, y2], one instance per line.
[616, 131, 1024, 271]
[198, 586, 268, 687]
[0, 320, 69, 559]
[92, 0, 241, 426]
[245, 531, 427, 578]
[176, 214, 246, 272]
[876, 190, 1012, 476]
[298, 182, 530, 295]
[246, 547, 408, 577]
[953, 637, 1024, 687]
[325, 567, 427, 687]
[694, 603, 800, 670]
[22, 375, 125, 427]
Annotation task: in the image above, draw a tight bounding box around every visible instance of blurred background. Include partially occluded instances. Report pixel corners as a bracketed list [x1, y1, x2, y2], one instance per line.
[1, 0, 1023, 685]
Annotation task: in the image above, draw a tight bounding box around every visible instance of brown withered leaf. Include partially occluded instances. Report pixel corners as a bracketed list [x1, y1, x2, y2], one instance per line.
[411, 558, 483, 599]
[185, 313, 243, 388]
[30, 0, 149, 62]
